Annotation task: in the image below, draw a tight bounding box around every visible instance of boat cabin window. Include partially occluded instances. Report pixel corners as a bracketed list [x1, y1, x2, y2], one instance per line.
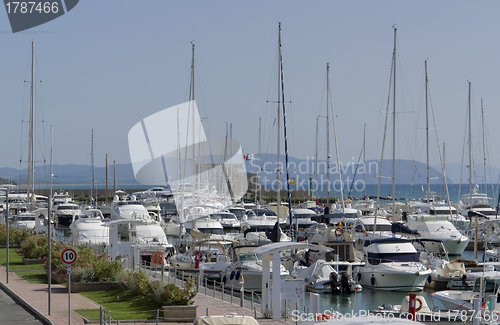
[238, 253, 260, 262]
[196, 228, 224, 235]
[430, 208, 456, 215]
[57, 205, 79, 210]
[229, 209, 246, 219]
[356, 224, 392, 232]
[367, 252, 419, 265]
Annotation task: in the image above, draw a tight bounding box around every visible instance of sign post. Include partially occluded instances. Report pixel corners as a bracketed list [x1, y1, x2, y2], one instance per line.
[61, 248, 77, 325]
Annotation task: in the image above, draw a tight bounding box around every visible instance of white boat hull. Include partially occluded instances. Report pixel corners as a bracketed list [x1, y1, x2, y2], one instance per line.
[356, 266, 431, 291]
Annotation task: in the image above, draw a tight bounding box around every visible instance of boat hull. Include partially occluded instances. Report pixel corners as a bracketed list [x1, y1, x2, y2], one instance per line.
[356, 266, 431, 291]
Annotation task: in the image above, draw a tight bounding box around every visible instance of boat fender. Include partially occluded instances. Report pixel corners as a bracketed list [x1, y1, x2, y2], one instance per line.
[335, 227, 343, 237]
[370, 275, 375, 286]
[235, 270, 241, 281]
[230, 271, 235, 280]
[222, 276, 227, 284]
[427, 274, 432, 284]
[357, 273, 361, 281]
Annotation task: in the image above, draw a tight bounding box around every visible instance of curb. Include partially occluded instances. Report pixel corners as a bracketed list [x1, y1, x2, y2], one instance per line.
[0, 281, 54, 325]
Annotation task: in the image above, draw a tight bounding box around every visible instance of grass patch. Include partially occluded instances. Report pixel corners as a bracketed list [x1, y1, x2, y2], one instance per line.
[0, 248, 55, 284]
[0, 248, 45, 270]
[15, 271, 56, 284]
[75, 287, 163, 321]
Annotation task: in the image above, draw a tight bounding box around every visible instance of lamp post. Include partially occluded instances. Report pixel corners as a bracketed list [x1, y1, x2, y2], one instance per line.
[3, 184, 15, 284]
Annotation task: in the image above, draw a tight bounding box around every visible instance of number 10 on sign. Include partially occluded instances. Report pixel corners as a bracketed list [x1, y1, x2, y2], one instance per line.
[61, 248, 77, 264]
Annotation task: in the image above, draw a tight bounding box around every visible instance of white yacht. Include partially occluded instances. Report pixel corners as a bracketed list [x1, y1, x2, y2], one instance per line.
[110, 194, 151, 238]
[404, 213, 469, 255]
[209, 211, 241, 230]
[54, 202, 82, 229]
[11, 212, 36, 230]
[69, 214, 109, 246]
[353, 238, 431, 291]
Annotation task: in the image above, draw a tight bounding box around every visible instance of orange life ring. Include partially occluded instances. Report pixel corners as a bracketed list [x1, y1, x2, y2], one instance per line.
[363, 230, 369, 236]
[335, 227, 343, 237]
[387, 215, 393, 221]
[415, 298, 423, 312]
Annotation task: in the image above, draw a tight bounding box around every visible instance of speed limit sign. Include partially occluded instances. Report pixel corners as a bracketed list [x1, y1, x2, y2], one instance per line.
[61, 248, 77, 265]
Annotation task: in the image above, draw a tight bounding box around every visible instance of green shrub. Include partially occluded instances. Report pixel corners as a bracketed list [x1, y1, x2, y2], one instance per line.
[71, 267, 96, 283]
[0, 224, 31, 246]
[117, 270, 196, 306]
[19, 234, 48, 259]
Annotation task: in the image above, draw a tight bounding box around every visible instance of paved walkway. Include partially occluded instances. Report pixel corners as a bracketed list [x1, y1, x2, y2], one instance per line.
[0, 265, 291, 325]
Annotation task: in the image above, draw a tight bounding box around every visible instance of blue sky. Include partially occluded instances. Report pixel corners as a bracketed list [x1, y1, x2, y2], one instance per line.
[1, 1, 499, 186]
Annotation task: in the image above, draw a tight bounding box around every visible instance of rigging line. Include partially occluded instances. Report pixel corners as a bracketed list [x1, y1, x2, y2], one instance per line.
[348, 140, 364, 197]
[374, 40, 394, 223]
[428, 74, 453, 215]
[457, 87, 469, 203]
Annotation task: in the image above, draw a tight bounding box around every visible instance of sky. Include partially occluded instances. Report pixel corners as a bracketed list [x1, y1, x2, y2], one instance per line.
[1, 1, 499, 185]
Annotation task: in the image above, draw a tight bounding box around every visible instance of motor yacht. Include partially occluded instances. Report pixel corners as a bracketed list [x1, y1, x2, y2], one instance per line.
[353, 238, 431, 291]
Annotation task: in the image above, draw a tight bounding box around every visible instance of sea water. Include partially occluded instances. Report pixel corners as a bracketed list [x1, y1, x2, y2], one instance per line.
[307, 250, 485, 319]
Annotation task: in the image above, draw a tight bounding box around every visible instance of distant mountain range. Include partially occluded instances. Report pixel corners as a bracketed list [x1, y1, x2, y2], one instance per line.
[0, 155, 496, 187]
[0, 163, 143, 187]
[246, 154, 452, 186]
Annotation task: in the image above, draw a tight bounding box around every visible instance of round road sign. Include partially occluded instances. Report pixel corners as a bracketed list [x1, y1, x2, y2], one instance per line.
[61, 248, 77, 264]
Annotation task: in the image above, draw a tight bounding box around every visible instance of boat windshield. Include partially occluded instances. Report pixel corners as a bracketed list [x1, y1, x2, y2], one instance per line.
[238, 253, 260, 262]
[229, 209, 246, 219]
[367, 252, 420, 265]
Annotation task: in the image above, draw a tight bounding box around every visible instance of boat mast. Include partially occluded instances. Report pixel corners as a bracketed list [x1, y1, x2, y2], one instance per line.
[91, 129, 95, 206]
[278, 23, 294, 241]
[363, 123, 366, 198]
[328, 62, 345, 213]
[27, 41, 35, 206]
[481, 99, 487, 195]
[276, 23, 282, 209]
[105, 154, 108, 205]
[392, 27, 397, 219]
[258, 117, 262, 203]
[468, 81, 472, 203]
[468, 81, 477, 261]
[326, 63, 331, 209]
[425, 60, 430, 204]
[315, 116, 319, 198]
[190, 42, 197, 204]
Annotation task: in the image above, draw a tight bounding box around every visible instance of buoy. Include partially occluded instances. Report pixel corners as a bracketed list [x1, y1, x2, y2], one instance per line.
[235, 270, 241, 280]
[370, 275, 375, 286]
[427, 274, 432, 284]
[230, 271, 235, 280]
[335, 227, 343, 237]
